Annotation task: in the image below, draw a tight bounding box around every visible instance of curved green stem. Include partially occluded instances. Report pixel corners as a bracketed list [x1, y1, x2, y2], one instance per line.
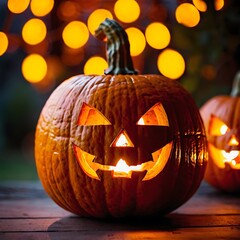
[95, 18, 137, 75]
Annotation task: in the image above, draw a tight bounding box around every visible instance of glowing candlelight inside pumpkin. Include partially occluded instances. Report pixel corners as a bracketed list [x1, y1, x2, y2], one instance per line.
[115, 159, 130, 173]
[112, 158, 143, 177]
[222, 150, 239, 162]
[228, 135, 239, 146]
[112, 130, 134, 147]
[115, 134, 129, 147]
[137, 117, 145, 125]
[220, 124, 228, 135]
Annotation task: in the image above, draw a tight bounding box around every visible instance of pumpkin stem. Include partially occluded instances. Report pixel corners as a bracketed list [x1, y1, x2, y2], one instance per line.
[95, 18, 137, 75]
[230, 71, 240, 97]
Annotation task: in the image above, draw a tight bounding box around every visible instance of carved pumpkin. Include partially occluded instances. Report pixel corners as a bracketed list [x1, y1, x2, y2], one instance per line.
[200, 72, 240, 193]
[35, 19, 207, 218]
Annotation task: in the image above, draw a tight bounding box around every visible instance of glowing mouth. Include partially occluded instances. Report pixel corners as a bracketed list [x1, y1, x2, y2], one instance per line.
[73, 141, 173, 181]
[209, 143, 240, 169]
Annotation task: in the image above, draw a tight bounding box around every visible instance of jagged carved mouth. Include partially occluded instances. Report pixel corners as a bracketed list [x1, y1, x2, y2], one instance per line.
[73, 141, 173, 181]
[209, 143, 240, 169]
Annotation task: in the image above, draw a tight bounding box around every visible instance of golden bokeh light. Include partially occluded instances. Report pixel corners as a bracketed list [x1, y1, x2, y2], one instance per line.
[22, 18, 47, 45]
[0, 32, 8, 56]
[145, 22, 171, 50]
[193, 0, 207, 12]
[88, 9, 113, 36]
[84, 56, 108, 75]
[22, 54, 47, 83]
[215, 0, 224, 11]
[175, 3, 200, 27]
[157, 49, 185, 79]
[8, 0, 30, 14]
[114, 0, 140, 23]
[125, 27, 146, 56]
[62, 21, 89, 49]
[30, 0, 54, 17]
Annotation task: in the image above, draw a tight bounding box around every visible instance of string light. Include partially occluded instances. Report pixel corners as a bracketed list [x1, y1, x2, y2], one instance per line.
[0, 32, 8, 56]
[7, 0, 30, 14]
[84, 56, 108, 75]
[30, 0, 54, 17]
[157, 49, 185, 79]
[125, 27, 146, 56]
[87, 9, 113, 36]
[145, 22, 171, 50]
[215, 0, 224, 11]
[175, 3, 200, 28]
[22, 54, 47, 83]
[192, 0, 207, 12]
[114, 0, 140, 23]
[62, 21, 89, 49]
[22, 18, 47, 45]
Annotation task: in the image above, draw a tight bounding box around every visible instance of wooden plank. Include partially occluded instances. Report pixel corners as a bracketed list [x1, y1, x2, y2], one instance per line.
[0, 199, 70, 219]
[1, 181, 240, 219]
[0, 214, 240, 232]
[0, 181, 240, 239]
[1, 194, 240, 219]
[0, 227, 240, 240]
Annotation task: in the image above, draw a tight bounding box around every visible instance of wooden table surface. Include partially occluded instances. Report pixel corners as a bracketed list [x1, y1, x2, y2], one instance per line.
[0, 180, 240, 240]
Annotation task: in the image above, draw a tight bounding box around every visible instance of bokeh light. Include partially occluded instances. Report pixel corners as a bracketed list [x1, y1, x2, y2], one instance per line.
[125, 27, 146, 56]
[88, 9, 113, 36]
[62, 21, 89, 49]
[145, 22, 171, 49]
[215, 0, 224, 11]
[175, 3, 200, 27]
[8, 0, 30, 14]
[0, 32, 8, 56]
[114, 0, 140, 23]
[57, 1, 80, 21]
[30, 0, 54, 17]
[22, 54, 47, 83]
[84, 56, 108, 75]
[157, 49, 185, 79]
[193, 0, 207, 12]
[22, 18, 47, 45]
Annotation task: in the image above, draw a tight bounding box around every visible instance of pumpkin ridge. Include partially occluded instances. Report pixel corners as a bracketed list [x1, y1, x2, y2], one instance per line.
[69, 76, 114, 216]
[48, 80, 88, 213]
[54, 78, 97, 214]
[40, 78, 92, 214]
[83, 76, 112, 216]
[232, 98, 240, 130]
[36, 87, 76, 212]
[40, 88, 69, 208]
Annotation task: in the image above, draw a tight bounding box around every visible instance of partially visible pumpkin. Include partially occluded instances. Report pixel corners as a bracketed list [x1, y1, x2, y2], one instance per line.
[35, 19, 207, 218]
[200, 72, 240, 193]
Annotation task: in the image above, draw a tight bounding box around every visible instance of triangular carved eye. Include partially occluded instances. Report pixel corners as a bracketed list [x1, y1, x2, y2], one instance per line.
[209, 115, 229, 136]
[110, 129, 134, 147]
[137, 103, 169, 126]
[78, 102, 111, 126]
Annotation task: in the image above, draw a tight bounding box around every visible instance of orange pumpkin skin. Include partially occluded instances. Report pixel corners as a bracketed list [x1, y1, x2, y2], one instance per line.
[35, 74, 207, 218]
[200, 94, 240, 193]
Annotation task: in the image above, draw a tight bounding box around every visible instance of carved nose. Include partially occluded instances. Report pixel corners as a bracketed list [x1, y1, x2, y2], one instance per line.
[228, 135, 239, 146]
[110, 129, 134, 147]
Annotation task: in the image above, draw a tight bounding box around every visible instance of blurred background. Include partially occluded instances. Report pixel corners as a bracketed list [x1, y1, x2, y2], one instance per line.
[0, 0, 239, 180]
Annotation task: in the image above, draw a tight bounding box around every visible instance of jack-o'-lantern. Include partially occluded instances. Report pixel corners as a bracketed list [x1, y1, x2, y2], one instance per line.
[200, 72, 240, 193]
[35, 19, 207, 218]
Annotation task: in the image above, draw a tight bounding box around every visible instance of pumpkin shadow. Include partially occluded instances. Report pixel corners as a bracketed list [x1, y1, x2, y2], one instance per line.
[47, 213, 190, 239]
